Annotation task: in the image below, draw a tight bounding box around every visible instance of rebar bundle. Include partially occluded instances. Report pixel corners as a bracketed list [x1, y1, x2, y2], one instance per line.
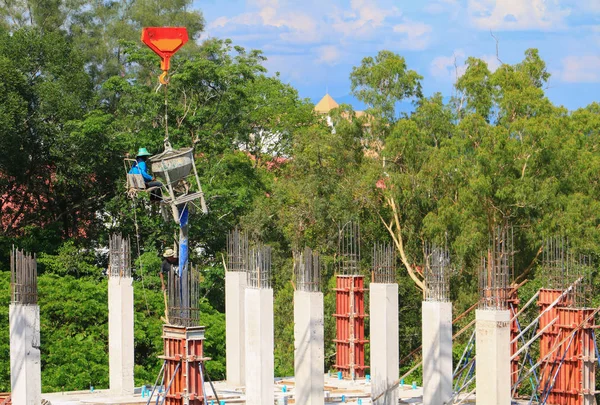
[10, 246, 37, 305]
[295, 247, 321, 292]
[372, 243, 396, 284]
[109, 234, 131, 278]
[479, 224, 514, 310]
[227, 227, 248, 272]
[425, 243, 451, 302]
[247, 245, 272, 289]
[338, 221, 360, 275]
[542, 237, 592, 308]
[167, 265, 200, 327]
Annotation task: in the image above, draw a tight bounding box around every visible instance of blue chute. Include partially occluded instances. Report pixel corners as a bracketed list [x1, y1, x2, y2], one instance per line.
[178, 206, 189, 277]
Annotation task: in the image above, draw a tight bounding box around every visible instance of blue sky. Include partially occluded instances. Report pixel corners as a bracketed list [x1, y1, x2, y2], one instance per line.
[195, 0, 600, 111]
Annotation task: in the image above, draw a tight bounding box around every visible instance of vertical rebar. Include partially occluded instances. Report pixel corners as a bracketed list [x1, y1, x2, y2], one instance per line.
[425, 243, 451, 302]
[10, 246, 38, 305]
[109, 234, 131, 278]
[541, 237, 592, 308]
[295, 247, 321, 292]
[227, 227, 248, 272]
[247, 245, 272, 289]
[167, 263, 200, 327]
[338, 221, 360, 275]
[479, 223, 513, 310]
[372, 242, 396, 284]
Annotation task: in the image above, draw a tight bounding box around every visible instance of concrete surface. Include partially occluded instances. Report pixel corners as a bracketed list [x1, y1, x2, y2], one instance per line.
[294, 290, 324, 405]
[422, 300, 452, 405]
[244, 287, 274, 405]
[10, 304, 41, 405]
[226, 270, 246, 387]
[108, 277, 134, 396]
[476, 309, 511, 405]
[370, 283, 399, 405]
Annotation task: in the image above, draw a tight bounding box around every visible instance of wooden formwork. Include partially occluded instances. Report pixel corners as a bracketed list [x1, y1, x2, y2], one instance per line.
[162, 325, 207, 405]
[333, 275, 368, 379]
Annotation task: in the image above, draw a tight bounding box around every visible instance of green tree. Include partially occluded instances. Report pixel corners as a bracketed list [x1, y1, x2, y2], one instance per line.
[350, 50, 423, 122]
[0, 27, 111, 240]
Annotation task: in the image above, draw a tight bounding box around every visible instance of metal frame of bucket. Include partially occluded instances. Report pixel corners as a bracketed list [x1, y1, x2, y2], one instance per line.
[149, 146, 208, 223]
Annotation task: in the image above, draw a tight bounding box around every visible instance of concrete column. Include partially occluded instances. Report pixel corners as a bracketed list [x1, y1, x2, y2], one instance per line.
[370, 283, 399, 405]
[294, 291, 324, 405]
[226, 271, 246, 386]
[108, 276, 135, 395]
[476, 309, 511, 405]
[9, 304, 41, 405]
[244, 288, 274, 405]
[422, 301, 453, 405]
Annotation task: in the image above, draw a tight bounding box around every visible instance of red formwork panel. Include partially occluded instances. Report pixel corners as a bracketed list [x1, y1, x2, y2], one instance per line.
[538, 288, 563, 389]
[538, 289, 595, 405]
[544, 308, 595, 405]
[507, 290, 520, 387]
[162, 325, 207, 405]
[538, 289, 563, 403]
[333, 275, 369, 379]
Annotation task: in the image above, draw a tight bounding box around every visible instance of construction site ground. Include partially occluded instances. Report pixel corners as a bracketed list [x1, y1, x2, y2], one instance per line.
[42, 374, 424, 404]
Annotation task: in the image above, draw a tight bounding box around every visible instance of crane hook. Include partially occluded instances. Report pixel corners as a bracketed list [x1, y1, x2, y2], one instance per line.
[159, 71, 169, 85]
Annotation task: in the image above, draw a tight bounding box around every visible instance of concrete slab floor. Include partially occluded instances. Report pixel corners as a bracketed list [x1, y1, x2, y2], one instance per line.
[41, 376, 426, 405]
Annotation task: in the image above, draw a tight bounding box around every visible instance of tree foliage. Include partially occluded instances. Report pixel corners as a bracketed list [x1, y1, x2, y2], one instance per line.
[1, 2, 600, 394]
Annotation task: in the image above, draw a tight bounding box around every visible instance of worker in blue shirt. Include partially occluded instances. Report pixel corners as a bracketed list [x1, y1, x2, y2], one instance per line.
[129, 147, 163, 201]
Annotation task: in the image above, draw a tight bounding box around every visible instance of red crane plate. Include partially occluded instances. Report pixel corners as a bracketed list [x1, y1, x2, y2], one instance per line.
[141, 27, 189, 71]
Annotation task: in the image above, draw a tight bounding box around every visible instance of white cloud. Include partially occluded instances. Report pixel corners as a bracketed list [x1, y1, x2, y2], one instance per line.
[316, 45, 342, 65]
[467, 0, 571, 31]
[425, 0, 459, 15]
[563, 0, 600, 14]
[392, 20, 433, 50]
[330, 0, 401, 38]
[480, 54, 501, 72]
[211, 16, 230, 28]
[259, 6, 317, 33]
[430, 51, 501, 81]
[249, 0, 279, 7]
[560, 55, 600, 83]
[430, 50, 466, 81]
[594, 28, 600, 47]
[207, 2, 319, 43]
[263, 53, 312, 83]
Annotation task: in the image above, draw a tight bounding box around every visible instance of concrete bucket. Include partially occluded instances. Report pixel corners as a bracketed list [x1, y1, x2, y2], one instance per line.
[149, 147, 194, 184]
